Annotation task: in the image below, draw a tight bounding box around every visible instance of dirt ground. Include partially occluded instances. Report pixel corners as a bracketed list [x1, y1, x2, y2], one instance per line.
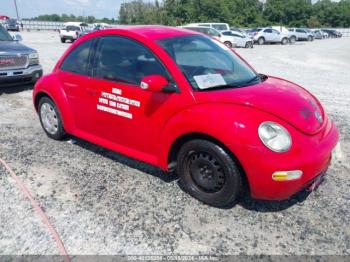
[0, 31, 349, 256]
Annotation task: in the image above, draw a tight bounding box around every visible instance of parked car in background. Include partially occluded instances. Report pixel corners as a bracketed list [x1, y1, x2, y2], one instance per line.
[312, 29, 324, 39]
[230, 28, 248, 36]
[320, 29, 329, 38]
[186, 23, 230, 31]
[182, 26, 236, 48]
[221, 30, 253, 48]
[93, 23, 112, 30]
[246, 28, 262, 38]
[253, 28, 289, 45]
[288, 28, 314, 41]
[272, 26, 296, 44]
[4, 18, 19, 32]
[0, 24, 42, 85]
[59, 22, 89, 43]
[322, 29, 342, 38]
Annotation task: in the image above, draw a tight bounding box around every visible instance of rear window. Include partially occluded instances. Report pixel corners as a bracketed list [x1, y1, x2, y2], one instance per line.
[66, 26, 81, 31]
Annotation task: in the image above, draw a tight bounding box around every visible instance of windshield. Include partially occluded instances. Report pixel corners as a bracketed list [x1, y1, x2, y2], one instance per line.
[158, 35, 259, 90]
[0, 25, 13, 41]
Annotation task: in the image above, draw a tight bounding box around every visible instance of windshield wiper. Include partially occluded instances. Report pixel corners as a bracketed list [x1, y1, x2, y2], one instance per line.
[197, 84, 242, 91]
[243, 74, 262, 85]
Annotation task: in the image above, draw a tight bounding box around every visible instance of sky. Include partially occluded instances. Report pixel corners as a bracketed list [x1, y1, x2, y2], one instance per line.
[0, 0, 124, 19]
[0, 0, 339, 20]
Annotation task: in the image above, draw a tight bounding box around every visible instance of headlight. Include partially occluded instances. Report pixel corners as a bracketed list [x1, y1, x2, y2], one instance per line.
[29, 52, 38, 59]
[28, 52, 39, 65]
[258, 121, 291, 152]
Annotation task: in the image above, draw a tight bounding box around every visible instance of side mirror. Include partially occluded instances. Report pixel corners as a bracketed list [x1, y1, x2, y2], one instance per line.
[140, 75, 169, 92]
[13, 34, 22, 41]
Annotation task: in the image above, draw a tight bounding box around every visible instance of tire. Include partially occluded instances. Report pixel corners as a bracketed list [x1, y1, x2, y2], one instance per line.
[245, 41, 253, 48]
[224, 41, 233, 48]
[177, 139, 242, 207]
[308, 36, 312, 41]
[258, 37, 265, 45]
[38, 97, 67, 140]
[60, 38, 66, 43]
[289, 36, 296, 44]
[281, 38, 288, 45]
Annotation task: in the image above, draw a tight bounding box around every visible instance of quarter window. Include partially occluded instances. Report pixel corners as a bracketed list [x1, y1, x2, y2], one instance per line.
[93, 36, 168, 85]
[60, 39, 93, 75]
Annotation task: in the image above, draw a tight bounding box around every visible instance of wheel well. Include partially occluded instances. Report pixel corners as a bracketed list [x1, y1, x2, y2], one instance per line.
[34, 92, 51, 111]
[167, 133, 249, 190]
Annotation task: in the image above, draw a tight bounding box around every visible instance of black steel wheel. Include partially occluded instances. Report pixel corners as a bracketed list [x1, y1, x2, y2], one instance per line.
[177, 139, 243, 207]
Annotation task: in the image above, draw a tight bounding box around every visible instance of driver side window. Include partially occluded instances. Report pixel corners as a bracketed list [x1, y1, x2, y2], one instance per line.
[93, 36, 169, 85]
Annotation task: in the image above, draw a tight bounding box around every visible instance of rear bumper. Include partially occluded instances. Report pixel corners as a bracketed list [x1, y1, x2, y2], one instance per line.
[60, 35, 77, 40]
[234, 121, 339, 200]
[0, 65, 43, 86]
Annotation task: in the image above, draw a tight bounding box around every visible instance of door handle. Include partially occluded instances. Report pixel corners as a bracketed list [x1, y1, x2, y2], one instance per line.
[86, 88, 98, 96]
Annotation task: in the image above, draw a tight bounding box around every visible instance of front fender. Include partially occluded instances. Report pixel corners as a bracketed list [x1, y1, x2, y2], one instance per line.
[157, 103, 272, 170]
[33, 74, 75, 133]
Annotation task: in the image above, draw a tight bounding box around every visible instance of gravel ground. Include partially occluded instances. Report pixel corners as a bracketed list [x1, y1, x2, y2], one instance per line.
[0, 31, 349, 256]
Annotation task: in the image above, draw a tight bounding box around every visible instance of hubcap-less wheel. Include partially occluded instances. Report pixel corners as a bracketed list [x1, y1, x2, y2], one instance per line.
[40, 103, 58, 135]
[187, 151, 226, 193]
[177, 139, 243, 207]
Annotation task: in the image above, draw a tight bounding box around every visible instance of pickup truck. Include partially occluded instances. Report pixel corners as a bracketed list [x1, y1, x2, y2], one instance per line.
[59, 22, 88, 43]
[0, 24, 42, 86]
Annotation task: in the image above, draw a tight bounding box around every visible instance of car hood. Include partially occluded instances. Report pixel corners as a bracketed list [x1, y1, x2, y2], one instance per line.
[0, 41, 35, 54]
[193, 76, 325, 135]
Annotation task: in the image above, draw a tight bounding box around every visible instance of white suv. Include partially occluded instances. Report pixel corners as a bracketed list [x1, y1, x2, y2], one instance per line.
[288, 28, 314, 41]
[182, 26, 236, 48]
[253, 28, 289, 45]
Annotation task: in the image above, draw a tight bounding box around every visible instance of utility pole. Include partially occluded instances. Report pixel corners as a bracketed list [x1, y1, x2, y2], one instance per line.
[13, 0, 20, 20]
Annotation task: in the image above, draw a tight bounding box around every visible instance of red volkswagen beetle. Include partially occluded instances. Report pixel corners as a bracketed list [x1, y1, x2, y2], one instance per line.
[33, 26, 339, 207]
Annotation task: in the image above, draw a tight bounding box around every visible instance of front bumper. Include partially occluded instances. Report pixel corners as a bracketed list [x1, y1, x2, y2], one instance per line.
[234, 120, 339, 200]
[0, 65, 43, 86]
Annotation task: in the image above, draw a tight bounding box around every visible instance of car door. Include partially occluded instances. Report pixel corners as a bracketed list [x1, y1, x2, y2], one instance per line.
[88, 35, 194, 160]
[272, 29, 281, 42]
[296, 29, 304, 39]
[57, 38, 98, 135]
[263, 29, 273, 42]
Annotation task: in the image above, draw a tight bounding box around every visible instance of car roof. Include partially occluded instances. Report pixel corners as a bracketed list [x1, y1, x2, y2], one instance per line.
[87, 25, 199, 41]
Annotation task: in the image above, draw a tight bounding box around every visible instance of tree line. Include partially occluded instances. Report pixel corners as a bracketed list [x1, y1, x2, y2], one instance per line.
[119, 0, 350, 28]
[26, 0, 350, 28]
